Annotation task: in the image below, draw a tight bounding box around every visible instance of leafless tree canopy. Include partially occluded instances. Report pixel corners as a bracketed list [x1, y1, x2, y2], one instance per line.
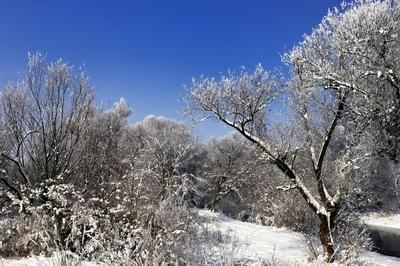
[0, 53, 94, 203]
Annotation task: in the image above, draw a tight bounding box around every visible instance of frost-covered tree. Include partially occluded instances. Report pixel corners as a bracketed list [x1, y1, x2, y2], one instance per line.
[203, 134, 250, 210]
[286, 0, 400, 209]
[0, 53, 94, 212]
[187, 1, 400, 261]
[186, 65, 344, 261]
[129, 116, 202, 205]
[75, 98, 134, 213]
[202, 133, 270, 218]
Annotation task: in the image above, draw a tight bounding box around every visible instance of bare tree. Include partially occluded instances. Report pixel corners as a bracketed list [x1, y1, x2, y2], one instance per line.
[0, 52, 94, 211]
[202, 133, 268, 217]
[186, 1, 400, 261]
[203, 134, 248, 210]
[186, 64, 343, 261]
[286, 0, 400, 199]
[129, 116, 202, 205]
[77, 98, 132, 196]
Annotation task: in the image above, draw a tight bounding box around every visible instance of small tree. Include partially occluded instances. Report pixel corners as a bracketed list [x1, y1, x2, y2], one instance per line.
[130, 116, 202, 205]
[0, 52, 94, 211]
[203, 134, 249, 210]
[202, 133, 268, 216]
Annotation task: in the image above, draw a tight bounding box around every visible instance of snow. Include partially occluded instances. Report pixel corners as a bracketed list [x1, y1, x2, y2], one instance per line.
[0, 254, 98, 266]
[200, 210, 400, 265]
[364, 213, 400, 230]
[361, 251, 400, 266]
[202, 210, 309, 264]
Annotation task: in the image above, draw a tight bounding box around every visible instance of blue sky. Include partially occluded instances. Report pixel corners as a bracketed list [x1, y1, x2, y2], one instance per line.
[0, 0, 340, 140]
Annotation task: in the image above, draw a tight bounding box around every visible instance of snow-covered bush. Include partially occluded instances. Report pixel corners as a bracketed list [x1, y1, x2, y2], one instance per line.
[334, 211, 372, 265]
[0, 179, 95, 257]
[88, 196, 211, 265]
[0, 179, 223, 264]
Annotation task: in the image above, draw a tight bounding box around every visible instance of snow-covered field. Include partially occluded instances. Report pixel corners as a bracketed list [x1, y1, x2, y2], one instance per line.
[2, 211, 400, 265]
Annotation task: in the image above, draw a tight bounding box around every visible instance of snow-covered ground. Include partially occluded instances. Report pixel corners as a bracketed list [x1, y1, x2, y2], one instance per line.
[200, 210, 400, 266]
[200, 209, 309, 264]
[364, 213, 400, 229]
[2, 211, 400, 265]
[361, 251, 400, 266]
[0, 254, 97, 266]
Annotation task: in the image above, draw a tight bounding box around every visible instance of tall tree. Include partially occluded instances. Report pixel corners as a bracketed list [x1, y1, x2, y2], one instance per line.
[186, 64, 344, 261]
[187, 0, 400, 257]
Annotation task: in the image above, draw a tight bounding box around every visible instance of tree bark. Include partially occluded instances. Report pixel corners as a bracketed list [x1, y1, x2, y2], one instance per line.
[319, 213, 335, 262]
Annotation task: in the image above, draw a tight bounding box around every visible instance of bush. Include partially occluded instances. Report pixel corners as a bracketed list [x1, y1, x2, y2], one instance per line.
[333, 211, 372, 265]
[0, 186, 229, 265]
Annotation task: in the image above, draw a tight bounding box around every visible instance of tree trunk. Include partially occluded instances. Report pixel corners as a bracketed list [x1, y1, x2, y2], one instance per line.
[319, 214, 335, 262]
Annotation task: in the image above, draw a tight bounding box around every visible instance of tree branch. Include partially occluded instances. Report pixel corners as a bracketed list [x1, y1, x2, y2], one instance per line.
[0, 174, 23, 201]
[314, 93, 346, 206]
[0, 153, 31, 185]
[209, 108, 326, 215]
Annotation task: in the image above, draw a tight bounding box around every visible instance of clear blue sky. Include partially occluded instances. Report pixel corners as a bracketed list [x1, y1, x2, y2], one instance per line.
[0, 0, 340, 140]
